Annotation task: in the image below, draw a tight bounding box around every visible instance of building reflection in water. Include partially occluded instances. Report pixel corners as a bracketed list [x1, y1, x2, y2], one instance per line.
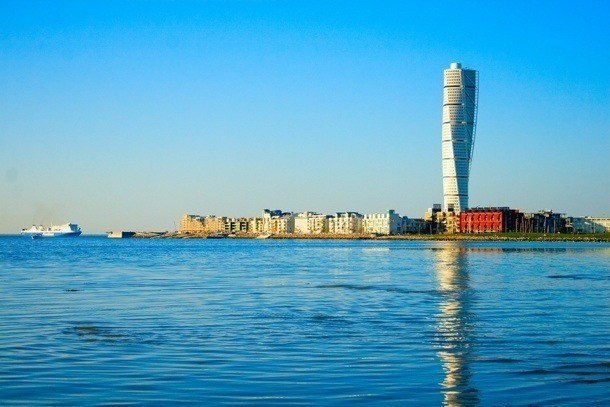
[434, 243, 479, 406]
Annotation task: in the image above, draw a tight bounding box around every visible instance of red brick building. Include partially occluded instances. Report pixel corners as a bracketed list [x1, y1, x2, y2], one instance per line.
[459, 207, 523, 233]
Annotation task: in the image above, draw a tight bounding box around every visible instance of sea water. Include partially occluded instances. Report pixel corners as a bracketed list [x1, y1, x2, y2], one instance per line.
[0, 236, 609, 405]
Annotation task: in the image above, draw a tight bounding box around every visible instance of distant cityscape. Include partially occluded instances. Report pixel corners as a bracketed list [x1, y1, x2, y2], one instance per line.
[179, 208, 610, 236]
[177, 62, 608, 238]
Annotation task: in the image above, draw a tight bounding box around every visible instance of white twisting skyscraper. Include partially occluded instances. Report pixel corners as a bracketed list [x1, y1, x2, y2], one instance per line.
[442, 62, 478, 212]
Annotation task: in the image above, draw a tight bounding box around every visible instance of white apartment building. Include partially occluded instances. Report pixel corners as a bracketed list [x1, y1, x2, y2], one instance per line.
[362, 210, 402, 235]
[328, 212, 363, 235]
[587, 217, 610, 232]
[294, 212, 328, 234]
[570, 217, 610, 233]
[442, 62, 478, 212]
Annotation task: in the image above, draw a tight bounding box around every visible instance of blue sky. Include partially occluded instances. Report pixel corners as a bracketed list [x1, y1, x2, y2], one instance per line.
[1, 1, 609, 233]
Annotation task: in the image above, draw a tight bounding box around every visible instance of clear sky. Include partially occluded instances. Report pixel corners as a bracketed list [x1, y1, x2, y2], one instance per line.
[1, 1, 609, 233]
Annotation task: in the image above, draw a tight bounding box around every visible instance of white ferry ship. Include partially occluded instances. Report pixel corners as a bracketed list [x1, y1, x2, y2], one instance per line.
[21, 223, 82, 238]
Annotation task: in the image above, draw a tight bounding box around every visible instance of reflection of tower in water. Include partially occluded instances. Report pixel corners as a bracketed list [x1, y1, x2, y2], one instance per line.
[434, 244, 479, 406]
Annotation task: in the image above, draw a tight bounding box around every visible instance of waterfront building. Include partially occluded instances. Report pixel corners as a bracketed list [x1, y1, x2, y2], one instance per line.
[179, 214, 205, 233]
[459, 207, 522, 234]
[440, 211, 460, 234]
[568, 217, 610, 234]
[223, 218, 249, 234]
[202, 216, 225, 233]
[402, 217, 427, 234]
[424, 207, 459, 234]
[442, 62, 478, 212]
[423, 205, 443, 234]
[294, 212, 328, 234]
[362, 210, 402, 235]
[294, 212, 311, 234]
[584, 217, 610, 232]
[248, 217, 264, 234]
[585, 216, 610, 232]
[269, 213, 295, 234]
[179, 214, 226, 234]
[520, 211, 565, 233]
[262, 209, 284, 233]
[328, 212, 363, 235]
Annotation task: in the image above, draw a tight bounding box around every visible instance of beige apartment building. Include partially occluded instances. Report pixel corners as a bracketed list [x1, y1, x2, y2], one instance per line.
[436, 211, 460, 234]
[294, 212, 328, 234]
[179, 214, 227, 234]
[181, 209, 431, 236]
[328, 212, 363, 234]
[248, 217, 264, 234]
[179, 214, 205, 233]
[262, 209, 282, 233]
[202, 216, 225, 233]
[260, 209, 295, 234]
[269, 214, 295, 234]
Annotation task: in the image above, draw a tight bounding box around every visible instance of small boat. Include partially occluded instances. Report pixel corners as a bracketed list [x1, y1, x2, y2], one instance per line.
[255, 234, 271, 239]
[21, 223, 82, 238]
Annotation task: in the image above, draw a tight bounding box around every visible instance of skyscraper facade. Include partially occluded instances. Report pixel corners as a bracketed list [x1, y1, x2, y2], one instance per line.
[442, 62, 478, 212]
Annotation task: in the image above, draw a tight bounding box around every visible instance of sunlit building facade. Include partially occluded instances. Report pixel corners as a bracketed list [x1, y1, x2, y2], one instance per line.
[362, 210, 402, 235]
[179, 214, 204, 233]
[294, 212, 328, 234]
[442, 62, 478, 212]
[327, 212, 363, 235]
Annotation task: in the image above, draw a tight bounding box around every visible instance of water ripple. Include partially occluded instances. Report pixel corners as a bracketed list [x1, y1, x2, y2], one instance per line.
[0, 237, 608, 405]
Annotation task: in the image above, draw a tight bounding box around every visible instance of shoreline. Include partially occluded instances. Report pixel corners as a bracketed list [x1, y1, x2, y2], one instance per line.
[132, 232, 610, 242]
[3, 233, 608, 242]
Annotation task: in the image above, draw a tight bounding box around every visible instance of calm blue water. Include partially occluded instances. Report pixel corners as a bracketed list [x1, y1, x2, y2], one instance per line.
[0, 236, 609, 405]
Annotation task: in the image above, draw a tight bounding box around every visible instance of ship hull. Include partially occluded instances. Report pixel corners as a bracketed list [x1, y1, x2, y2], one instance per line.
[31, 231, 82, 239]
